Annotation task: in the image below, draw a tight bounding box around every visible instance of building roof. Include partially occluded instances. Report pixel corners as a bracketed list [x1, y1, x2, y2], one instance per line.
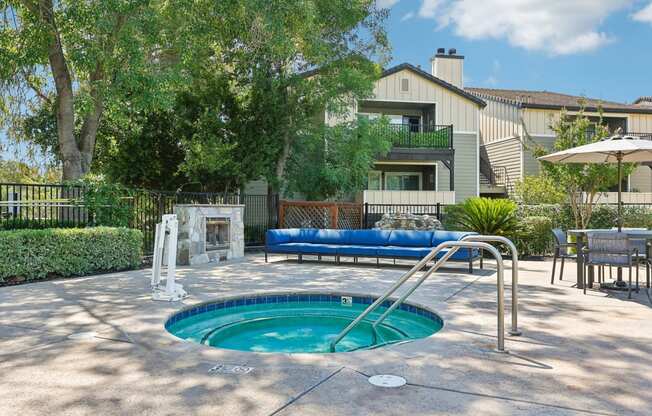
[467, 87, 652, 114]
[634, 96, 652, 106]
[384, 63, 486, 108]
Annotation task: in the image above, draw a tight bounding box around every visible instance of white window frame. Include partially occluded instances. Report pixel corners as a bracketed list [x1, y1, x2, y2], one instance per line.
[384, 171, 423, 191]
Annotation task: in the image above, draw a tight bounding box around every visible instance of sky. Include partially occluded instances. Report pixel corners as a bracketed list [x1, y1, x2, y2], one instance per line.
[378, 0, 652, 104]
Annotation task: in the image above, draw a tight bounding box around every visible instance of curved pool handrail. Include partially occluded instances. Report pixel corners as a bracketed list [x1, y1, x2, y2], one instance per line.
[329, 240, 507, 353]
[460, 235, 521, 336]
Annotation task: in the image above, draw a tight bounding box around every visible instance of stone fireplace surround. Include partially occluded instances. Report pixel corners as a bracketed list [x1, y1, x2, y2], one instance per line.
[174, 204, 245, 265]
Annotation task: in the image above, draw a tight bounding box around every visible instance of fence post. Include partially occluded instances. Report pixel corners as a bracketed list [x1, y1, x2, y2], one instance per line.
[363, 202, 369, 228]
[330, 203, 338, 229]
[278, 199, 286, 229]
[436, 203, 441, 221]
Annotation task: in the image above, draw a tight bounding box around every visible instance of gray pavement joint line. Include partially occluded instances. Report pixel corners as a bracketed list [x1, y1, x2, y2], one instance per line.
[443, 274, 485, 302]
[267, 367, 345, 416]
[346, 368, 616, 416]
[0, 322, 70, 334]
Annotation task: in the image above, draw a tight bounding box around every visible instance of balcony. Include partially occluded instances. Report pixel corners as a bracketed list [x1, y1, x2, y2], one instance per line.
[373, 123, 453, 149]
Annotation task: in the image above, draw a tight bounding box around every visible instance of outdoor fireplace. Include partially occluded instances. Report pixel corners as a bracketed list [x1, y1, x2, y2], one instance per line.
[205, 217, 230, 251]
[174, 204, 245, 265]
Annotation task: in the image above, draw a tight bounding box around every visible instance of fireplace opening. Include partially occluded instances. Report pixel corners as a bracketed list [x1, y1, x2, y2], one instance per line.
[205, 217, 230, 251]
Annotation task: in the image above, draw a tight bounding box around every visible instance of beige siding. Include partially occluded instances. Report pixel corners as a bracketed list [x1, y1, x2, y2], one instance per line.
[371, 69, 478, 132]
[451, 132, 479, 202]
[478, 98, 521, 143]
[431, 57, 463, 88]
[521, 109, 559, 136]
[628, 114, 652, 132]
[629, 166, 652, 192]
[361, 190, 456, 204]
[482, 138, 522, 193]
[522, 136, 555, 177]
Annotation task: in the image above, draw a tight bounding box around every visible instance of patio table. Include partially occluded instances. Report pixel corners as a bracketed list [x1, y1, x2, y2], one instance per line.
[567, 229, 652, 289]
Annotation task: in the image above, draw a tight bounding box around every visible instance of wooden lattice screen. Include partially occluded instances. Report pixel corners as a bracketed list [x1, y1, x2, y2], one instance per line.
[278, 200, 363, 229]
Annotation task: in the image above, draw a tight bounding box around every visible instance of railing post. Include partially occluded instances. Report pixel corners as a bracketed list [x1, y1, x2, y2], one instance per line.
[278, 200, 286, 229]
[330, 203, 338, 229]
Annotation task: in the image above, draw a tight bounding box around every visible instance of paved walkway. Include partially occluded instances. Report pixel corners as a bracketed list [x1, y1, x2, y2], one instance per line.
[1, 254, 651, 415]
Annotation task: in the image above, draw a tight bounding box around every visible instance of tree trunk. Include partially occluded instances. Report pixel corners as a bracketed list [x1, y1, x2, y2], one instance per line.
[40, 0, 83, 180]
[79, 67, 105, 174]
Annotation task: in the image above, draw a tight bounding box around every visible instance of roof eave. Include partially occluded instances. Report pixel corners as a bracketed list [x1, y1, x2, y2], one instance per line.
[521, 103, 652, 115]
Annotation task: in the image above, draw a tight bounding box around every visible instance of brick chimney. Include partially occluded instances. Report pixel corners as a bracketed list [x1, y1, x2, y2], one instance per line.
[431, 48, 464, 88]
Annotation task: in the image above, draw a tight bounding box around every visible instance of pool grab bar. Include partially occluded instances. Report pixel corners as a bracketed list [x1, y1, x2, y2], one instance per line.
[460, 235, 521, 336]
[329, 240, 508, 353]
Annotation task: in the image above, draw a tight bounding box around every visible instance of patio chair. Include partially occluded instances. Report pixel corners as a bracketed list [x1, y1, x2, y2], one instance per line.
[612, 228, 651, 289]
[551, 228, 576, 284]
[584, 232, 639, 298]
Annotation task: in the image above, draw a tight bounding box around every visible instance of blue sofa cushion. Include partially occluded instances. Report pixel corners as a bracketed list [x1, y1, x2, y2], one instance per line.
[312, 229, 350, 245]
[387, 230, 434, 247]
[266, 243, 306, 253]
[266, 229, 297, 245]
[336, 245, 379, 256]
[297, 243, 339, 254]
[431, 230, 477, 246]
[348, 229, 392, 246]
[376, 246, 433, 258]
[292, 228, 319, 243]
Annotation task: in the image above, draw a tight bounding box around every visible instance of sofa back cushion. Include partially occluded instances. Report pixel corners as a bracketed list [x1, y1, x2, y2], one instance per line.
[266, 229, 297, 245]
[387, 230, 434, 247]
[431, 230, 477, 246]
[312, 229, 350, 245]
[291, 228, 319, 243]
[348, 229, 392, 246]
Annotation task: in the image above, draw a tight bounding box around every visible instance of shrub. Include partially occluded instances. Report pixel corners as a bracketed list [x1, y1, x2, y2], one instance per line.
[514, 216, 553, 257]
[0, 227, 143, 283]
[513, 176, 566, 205]
[452, 197, 519, 237]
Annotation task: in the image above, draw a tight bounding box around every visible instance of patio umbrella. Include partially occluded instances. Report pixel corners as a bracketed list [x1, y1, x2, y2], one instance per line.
[538, 133, 652, 231]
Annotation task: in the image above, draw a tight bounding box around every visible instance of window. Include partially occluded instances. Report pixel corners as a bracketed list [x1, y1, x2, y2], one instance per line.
[385, 172, 422, 191]
[401, 78, 409, 92]
[367, 171, 382, 190]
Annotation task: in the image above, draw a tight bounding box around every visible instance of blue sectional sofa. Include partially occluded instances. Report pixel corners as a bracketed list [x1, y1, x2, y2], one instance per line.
[265, 228, 481, 273]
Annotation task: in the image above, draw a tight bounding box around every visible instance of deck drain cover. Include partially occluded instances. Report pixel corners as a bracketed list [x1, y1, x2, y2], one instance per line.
[67, 331, 98, 340]
[208, 364, 254, 375]
[368, 374, 406, 388]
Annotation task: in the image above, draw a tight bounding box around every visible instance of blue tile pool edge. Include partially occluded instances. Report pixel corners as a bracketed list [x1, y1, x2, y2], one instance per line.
[164, 291, 444, 330]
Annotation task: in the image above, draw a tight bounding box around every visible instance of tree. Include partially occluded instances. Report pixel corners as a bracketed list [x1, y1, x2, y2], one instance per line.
[0, 1, 180, 180]
[284, 118, 392, 200]
[174, 0, 390, 193]
[532, 108, 634, 228]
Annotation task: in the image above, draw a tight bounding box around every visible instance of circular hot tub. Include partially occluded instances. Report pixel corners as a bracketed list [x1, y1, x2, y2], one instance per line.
[165, 292, 443, 353]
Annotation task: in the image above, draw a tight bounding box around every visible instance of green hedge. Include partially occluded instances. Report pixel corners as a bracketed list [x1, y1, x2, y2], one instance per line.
[0, 227, 143, 283]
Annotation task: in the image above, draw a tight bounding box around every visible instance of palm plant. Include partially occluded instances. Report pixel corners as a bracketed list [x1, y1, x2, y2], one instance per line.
[454, 197, 519, 236]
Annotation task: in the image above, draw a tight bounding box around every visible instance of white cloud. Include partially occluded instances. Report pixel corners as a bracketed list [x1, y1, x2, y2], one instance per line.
[418, 0, 443, 18]
[415, 0, 632, 55]
[401, 11, 415, 21]
[376, 0, 400, 8]
[633, 2, 652, 23]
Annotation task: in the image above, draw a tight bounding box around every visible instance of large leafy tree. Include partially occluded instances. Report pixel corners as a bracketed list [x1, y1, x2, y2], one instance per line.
[0, 0, 180, 180]
[285, 118, 392, 200]
[533, 109, 634, 228]
[173, 0, 390, 193]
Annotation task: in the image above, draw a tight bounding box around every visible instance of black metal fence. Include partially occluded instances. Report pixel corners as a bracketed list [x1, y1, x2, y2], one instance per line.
[0, 182, 277, 254]
[363, 203, 443, 228]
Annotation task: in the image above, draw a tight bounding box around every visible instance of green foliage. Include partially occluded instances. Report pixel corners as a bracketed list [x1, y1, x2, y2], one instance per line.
[0, 159, 60, 183]
[0, 227, 143, 282]
[532, 108, 635, 228]
[0, 219, 82, 231]
[452, 198, 519, 236]
[512, 175, 566, 205]
[284, 118, 392, 200]
[514, 216, 554, 257]
[68, 175, 133, 227]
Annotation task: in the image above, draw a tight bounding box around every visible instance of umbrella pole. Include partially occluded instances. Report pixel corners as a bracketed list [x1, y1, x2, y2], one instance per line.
[617, 154, 623, 232]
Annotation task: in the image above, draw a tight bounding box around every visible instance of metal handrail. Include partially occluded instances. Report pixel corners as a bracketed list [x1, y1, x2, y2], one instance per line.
[460, 235, 521, 336]
[329, 240, 507, 353]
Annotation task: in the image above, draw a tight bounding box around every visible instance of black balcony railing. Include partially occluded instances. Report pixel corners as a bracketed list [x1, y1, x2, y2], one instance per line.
[373, 123, 453, 149]
[624, 132, 652, 140]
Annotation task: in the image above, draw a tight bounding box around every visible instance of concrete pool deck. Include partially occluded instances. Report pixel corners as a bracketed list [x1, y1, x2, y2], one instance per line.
[1, 254, 651, 415]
